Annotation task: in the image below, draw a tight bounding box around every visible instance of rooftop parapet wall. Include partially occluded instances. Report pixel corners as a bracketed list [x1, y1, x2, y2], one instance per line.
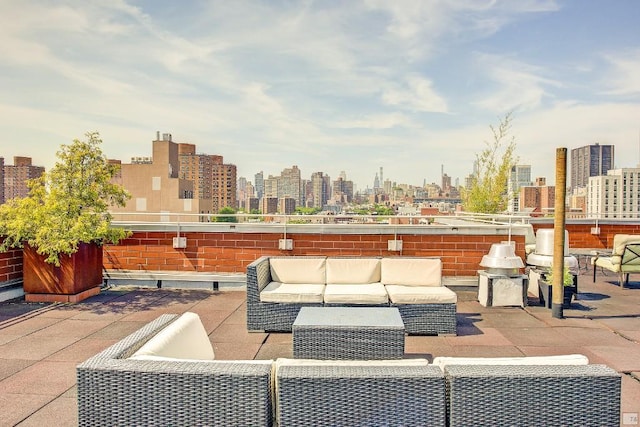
[530, 220, 640, 250]
[103, 222, 530, 276]
[3, 221, 640, 284]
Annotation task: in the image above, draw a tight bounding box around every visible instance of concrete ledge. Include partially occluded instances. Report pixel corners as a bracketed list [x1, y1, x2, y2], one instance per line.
[104, 270, 246, 290]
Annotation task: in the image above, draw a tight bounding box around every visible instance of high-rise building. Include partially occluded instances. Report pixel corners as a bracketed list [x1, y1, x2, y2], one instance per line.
[280, 165, 302, 205]
[587, 167, 640, 219]
[261, 197, 278, 214]
[311, 172, 330, 209]
[110, 132, 236, 220]
[211, 162, 237, 213]
[177, 141, 237, 213]
[571, 143, 614, 190]
[333, 175, 354, 203]
[519, 178, 554, 216]
[110, 133, 204, 221]
[263, 176, 279, 198]
[508, 165, 532, 213]
[278, 197, 296, 214]
[254, 171, 264, 199]
[2, 156, 45, 203]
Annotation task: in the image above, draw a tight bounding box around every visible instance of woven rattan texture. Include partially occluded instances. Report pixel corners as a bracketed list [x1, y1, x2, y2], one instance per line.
[77, 314, 273, 426]
[247, 256, 458, 335]
[277, 364, 446, 427]
[293, 325, 405, 360]
[445, 364, 621, 427]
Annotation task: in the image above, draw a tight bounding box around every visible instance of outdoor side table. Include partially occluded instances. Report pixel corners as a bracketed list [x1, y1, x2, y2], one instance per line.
[293, 307, 405, 360]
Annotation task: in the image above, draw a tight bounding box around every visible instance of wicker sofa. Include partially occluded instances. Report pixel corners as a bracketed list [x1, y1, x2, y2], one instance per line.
[76, 313, 273, 427]
[246, 256, 457, 335]
[77, 314, 621, 427]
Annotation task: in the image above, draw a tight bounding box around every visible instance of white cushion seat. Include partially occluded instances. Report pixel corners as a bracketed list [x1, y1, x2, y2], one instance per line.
[386, 285, 457, 304]
[129, 312, 215, 361]
[323, 283, 389, 304]
[260, 282, 325, 303]
[432, 354, 589, 371]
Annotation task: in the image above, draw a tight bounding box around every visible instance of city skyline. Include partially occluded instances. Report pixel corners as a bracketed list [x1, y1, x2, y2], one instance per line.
[2, 1, 640, 190]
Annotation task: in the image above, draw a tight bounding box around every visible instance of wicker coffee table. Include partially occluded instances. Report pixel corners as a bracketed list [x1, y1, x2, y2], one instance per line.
[292, 307, 405, 360]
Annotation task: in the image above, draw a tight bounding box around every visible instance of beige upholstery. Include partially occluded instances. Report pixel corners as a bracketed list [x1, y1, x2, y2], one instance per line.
[381, 258, 442, 286]
[270, 257, 326, 284]
[326, 257, 381, 284]
[130, 312, 214, 360]
[258, 256, 454, 307]
[260, 282, 325, 303]
[592, 234, 640, 287]
[386, 285, 457, 304]
[323, 283, 389, 304]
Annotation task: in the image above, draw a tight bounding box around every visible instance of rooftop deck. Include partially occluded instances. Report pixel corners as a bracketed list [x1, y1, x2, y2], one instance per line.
[1, 269, 639, 426]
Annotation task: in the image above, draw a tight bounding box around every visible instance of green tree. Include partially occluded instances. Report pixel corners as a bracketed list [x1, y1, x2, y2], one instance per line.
[0, 132, 131, 265]
[295, 206, 320, 215]
[214, 207, 238, 222]
[462, 113, 518, 213]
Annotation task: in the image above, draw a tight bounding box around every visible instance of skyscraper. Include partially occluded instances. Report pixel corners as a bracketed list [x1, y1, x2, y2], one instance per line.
[508, 165, 532, 213]
[571, 143, 614, 190]
[311, 171, 329, 209]
[254, 171, 264, 200]
[280, 165, 302, 205]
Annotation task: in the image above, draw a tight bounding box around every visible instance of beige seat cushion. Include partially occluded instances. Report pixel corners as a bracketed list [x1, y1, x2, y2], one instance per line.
[129, 312, 214, 361]
[323, 283, 388, 304]
[381, 258, 442, 286]
[260, 282, 325, 303]
[326, 257, 380, 284]
[593, 256, 619, 272]
[270, 257, 326, 284]
[432, 354, 589, 371]
[275, 357, 430, 369]
[386, 285, 457, 304]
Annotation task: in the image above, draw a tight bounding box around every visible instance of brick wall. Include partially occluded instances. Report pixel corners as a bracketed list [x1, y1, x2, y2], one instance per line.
[4, 222, 639, 283]
[531, 223, 640, 250]
[0, 238, 22, 283]
[103, 231, 525, 277]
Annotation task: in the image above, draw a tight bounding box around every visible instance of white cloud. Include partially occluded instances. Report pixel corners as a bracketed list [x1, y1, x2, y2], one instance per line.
[382, 75, 449, 113]
[334, 113, 415, 130]
[602, 50, 640, 97]
[472, 53, 562, 112]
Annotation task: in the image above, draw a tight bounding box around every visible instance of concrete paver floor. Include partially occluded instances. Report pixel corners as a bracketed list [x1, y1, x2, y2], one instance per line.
[1, 269, 639, 426]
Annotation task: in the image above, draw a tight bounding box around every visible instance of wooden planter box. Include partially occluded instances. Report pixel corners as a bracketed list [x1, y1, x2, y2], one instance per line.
[23, 243, 103, 303]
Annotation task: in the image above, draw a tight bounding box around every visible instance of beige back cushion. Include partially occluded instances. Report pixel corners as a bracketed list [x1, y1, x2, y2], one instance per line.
[613, 234, 640, 256]
[381, 258, 442, 287]
[129, 312, 215, 360]
[326, 257, 381, 284]
[270, 257, 326, 284]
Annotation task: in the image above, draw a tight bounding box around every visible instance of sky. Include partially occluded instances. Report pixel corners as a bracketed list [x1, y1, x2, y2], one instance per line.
[1, 0, 640, 191]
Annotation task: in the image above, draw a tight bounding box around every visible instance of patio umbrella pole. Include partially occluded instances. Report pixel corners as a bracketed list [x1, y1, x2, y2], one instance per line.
[552, 147, 567, 319]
